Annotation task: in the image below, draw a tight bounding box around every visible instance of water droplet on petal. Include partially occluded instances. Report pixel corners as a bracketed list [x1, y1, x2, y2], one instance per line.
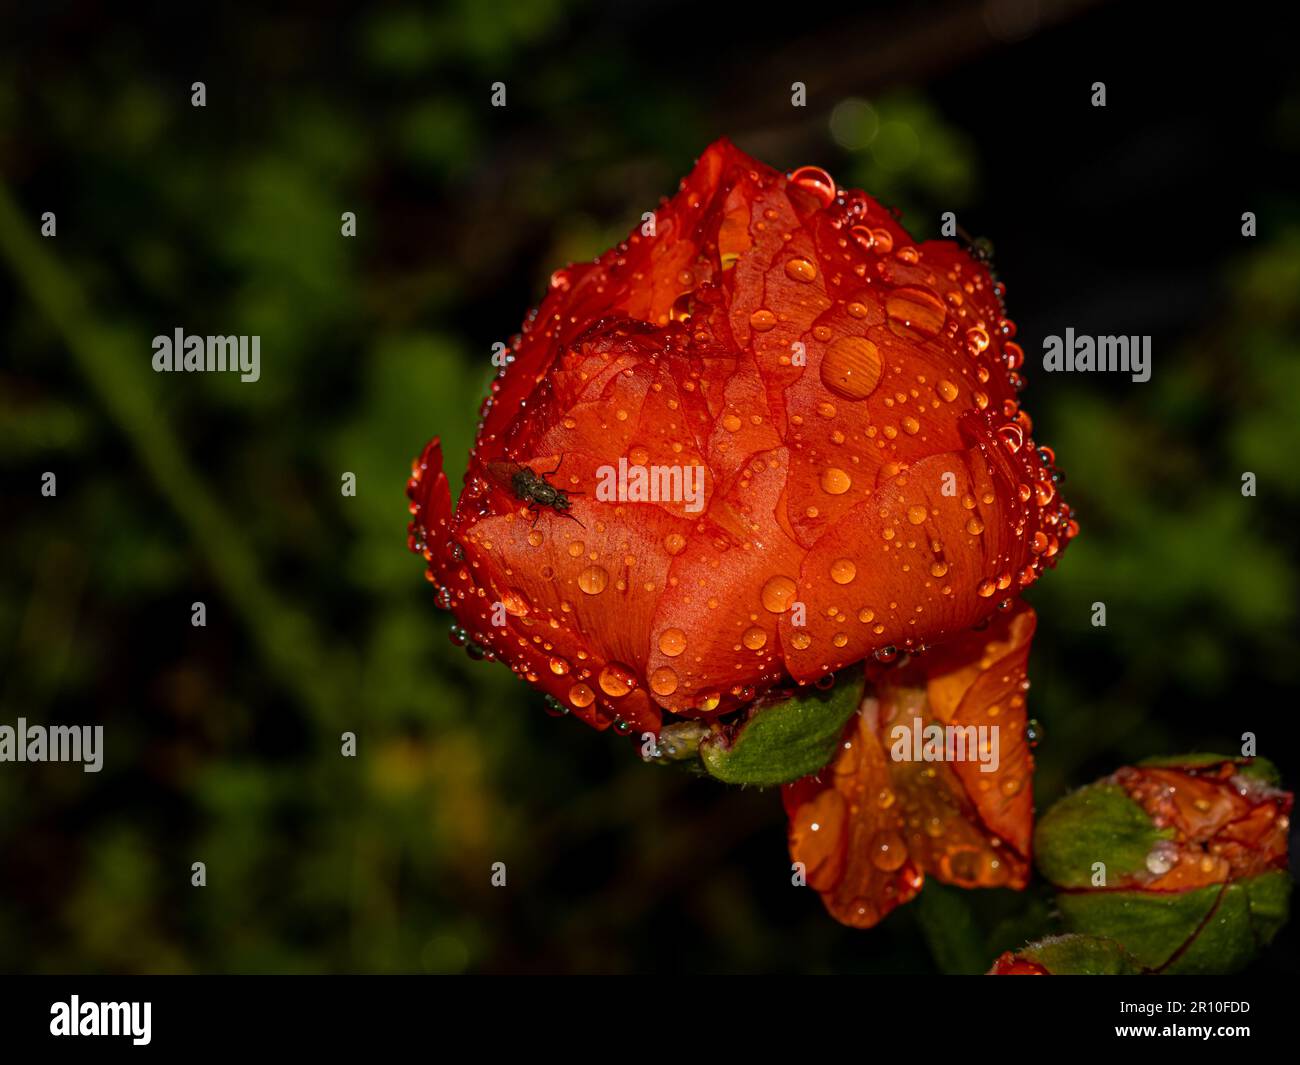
[998, 424, 1024, 453]
[789, 165, 836, 208]
[821, 336, 882, 400]
[885, 286, 947, 337]
[599, 662, 636, 698]
[578, 565, 609, 594]
[870, 830, 908, 871]
[830, 558, 857, 585]
[1145, 841, 1177, 876]
[785, 257, 817, 283]
[850, 225, 875, 253]
[821, 467, 852, 495]
[761, 575, 798, 613]
[650, 666, 679, 696]
[659, 628, 687, 657]
[966, 326, 990, 355]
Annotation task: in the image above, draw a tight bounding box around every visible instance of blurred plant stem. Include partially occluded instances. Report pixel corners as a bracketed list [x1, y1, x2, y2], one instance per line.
[0, 179, 369, 963]
[0, 180, 349, 719]
[913, 881, 988, 974]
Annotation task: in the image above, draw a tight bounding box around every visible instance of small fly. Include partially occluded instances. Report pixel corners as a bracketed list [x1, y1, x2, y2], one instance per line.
[487, 455, 585, 527]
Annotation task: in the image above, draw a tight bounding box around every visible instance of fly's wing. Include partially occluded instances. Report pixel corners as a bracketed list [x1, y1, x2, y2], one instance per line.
[486, 461, 540, 507]
[484, 460, 521, 492]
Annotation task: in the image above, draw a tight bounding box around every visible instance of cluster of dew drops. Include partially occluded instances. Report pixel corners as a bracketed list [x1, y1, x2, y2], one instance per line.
[783, 163, 1077, 629]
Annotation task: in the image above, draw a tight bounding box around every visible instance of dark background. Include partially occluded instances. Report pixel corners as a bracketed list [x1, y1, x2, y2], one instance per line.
[1, 0, 1297, 973]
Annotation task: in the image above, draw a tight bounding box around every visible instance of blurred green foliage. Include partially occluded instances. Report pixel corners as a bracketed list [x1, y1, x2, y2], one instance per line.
[1, 4, 1296, 974]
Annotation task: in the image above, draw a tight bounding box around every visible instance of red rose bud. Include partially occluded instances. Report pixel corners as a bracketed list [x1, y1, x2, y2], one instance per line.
[407, 137, 1072, 742]
[1035, 755, 1293, 974]
[408, 139, 1072, 929]
[988, 934, 1140, 975]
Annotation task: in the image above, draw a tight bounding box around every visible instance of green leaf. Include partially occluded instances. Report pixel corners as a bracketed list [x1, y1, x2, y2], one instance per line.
[1035, 783, 1171, 888]
[1011, 934, 1141, 975]
[1057, 872, 1292, 974]
[698, 668, 864, 786]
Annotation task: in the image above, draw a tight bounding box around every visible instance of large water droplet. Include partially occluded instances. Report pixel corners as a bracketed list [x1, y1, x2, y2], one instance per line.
[578, 565, 609, 594]
[761, 575, 798, 613]
[788, 165, 836, 208]
[650, 666, 679, 696]
[784, 257, 817, 283]
[658, 628, 687, 657]
[830, 558, 857, 585]
[821, 336, 882, 400]
[599, 663, 636, 698]
[821, 467, 852, 495]
[885, 286, 946, 337]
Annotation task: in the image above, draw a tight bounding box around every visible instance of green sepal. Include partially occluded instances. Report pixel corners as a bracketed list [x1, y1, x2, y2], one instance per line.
[699, 667, 864, 786]
[1034, 783, 1171, 888]
[1011, 934, 1142, 975]
[1057, 871, 1292, 974]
